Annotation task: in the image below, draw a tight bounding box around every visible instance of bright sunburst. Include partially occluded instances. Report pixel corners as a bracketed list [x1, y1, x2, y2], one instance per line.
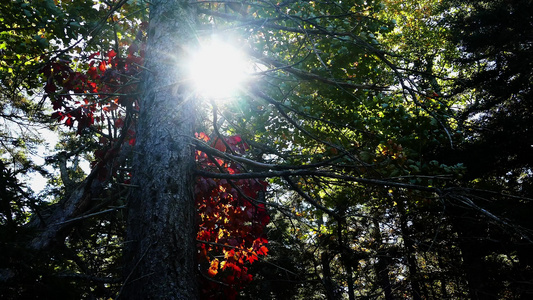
[187, 38, 249, 100]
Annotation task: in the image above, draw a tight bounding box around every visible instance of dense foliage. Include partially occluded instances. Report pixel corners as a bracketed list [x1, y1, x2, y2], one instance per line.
[1, 0, 532, 299]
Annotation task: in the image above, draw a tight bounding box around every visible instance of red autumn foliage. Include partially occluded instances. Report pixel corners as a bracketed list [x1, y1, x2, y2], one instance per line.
[41, 32, 269, 298]
[196, 133, 269, 299]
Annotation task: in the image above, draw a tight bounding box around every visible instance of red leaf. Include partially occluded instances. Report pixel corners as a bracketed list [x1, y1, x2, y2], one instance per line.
[65, 117, 73, 127]
[88, 66, 98, 80]
[99, 61, 107, 72]
[212, 138, 226, 152]
[228, 135, 242, 144]
[229, 263, 241, 272]
[88, 52, 100, 60]
[107, 49, 117, 59]
[88, 81, 98, 93]
[208, 259, 219, 277]
[257, 246, 268, 256]
[196, 132, 210, 142]
[246, 254, 258, 264]
[51, 111, 64, 121]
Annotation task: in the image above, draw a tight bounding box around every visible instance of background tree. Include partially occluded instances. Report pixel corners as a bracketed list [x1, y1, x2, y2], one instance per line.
[437, 1, 533, 298]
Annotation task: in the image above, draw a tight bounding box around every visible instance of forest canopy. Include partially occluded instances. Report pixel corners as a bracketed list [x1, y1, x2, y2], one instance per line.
[1, 0, 532, 299]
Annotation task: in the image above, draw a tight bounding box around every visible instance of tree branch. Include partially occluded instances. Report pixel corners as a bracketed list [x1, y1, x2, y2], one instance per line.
[248, 49, 388, 91]
[193, 138, 352, 171]
[195, 169, 441, 194]
[26, 104, 134, 251]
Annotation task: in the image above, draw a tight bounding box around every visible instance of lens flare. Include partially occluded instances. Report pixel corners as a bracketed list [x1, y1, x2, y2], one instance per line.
[188, 38, 248, 99]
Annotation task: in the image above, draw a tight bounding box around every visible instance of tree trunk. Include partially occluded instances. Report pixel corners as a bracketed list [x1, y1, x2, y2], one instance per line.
[122, 1, 198, 299]
[397, 199, 422, 300]
[321, 251, 341, 300]
[372, 219, 394, 300]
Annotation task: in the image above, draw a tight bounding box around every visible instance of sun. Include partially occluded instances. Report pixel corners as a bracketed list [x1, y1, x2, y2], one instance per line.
[187, 38, 249, 100]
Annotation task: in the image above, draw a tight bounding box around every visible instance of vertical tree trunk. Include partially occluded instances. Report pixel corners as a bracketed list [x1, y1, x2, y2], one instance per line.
[321, 251, 341, 300]
[372, 219, 394, 300]
[122, 1, 198, 299]
[338, 225, 356, 300]
[397, 199, 422, 300]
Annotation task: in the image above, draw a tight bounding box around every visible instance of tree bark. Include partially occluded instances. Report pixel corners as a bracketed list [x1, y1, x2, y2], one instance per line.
[397, 199, 422, 300]
[372, 218, 394, 300]
[122, 1, 198, 299]
[321, 251, 341, 300]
